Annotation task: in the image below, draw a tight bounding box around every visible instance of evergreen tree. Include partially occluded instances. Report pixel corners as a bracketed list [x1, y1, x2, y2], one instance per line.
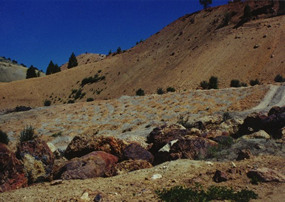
[46, 60, 55, 75]
[26, 65, 37, 79]
[67, 52, 78, 69]
[199, 0, 212, 9]
[54, 64, 61, 73]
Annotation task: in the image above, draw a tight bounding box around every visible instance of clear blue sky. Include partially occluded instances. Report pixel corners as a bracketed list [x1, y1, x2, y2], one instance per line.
[0, 0, 228, 72]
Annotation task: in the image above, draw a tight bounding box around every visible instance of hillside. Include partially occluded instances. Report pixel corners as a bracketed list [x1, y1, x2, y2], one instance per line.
[0, 57, 28, 82]
[0, 0, 284, 110]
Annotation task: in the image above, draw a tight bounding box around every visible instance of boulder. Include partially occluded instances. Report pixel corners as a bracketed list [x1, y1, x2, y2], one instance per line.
[123, 143, 154, 163]
[213, 170, 228, 183]
[55, 151, 118, 180]
[236, 149, 251, 161]
[16, 139, 54, 183]
[65, 136, 128, 160]
[154, 136, 218, 164]
[247, 167, 285, 182]
[241, 130, 271, 140]
[107, 159, 152, 176]
[147, 124, 187, 154]
[0, 143, 28, 192]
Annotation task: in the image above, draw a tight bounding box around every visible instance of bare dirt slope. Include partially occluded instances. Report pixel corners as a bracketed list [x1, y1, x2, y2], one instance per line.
[0, 1, 284, 110]
[0, 57, 28, 82]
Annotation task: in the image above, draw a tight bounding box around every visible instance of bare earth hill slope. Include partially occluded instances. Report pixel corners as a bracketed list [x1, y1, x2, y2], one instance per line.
[0, 0, 284, 110]
[0, 57, 28, 82]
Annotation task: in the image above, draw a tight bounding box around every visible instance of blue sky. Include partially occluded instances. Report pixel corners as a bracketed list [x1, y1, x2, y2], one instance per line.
[0, 0, 228, 72]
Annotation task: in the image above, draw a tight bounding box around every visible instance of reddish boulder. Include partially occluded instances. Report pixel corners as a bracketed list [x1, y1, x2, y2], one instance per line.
[236, 149, 251, 161]
[65, 136, 128, 160]
[107, 159, 152, 176]
[0, 143, 28, 192]
[55, 151, 118, 180]
[123, 143, 154, 163]
[247, 167, 285, 182]
[16, 139, 54, 183]
[147, 124, 187, 154]
[213, 170, 228, 183]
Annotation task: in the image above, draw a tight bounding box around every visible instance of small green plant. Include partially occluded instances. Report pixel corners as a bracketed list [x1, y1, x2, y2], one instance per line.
[157, 88, 164, 95]
[250, 79, 260, 86]
[20, 126, 36, 143]
[136, 88, 145, 96]
[68, 100, 75, 104]
[44, 100, 51, 106]
[86, 97, 94, 102]
[156, 185, 258, 202]
[209, 76, 218, 89]
[230, 79, 241, 87]
[223, 112, 231, 121]
[0, 130, 9, 145]
[51, 132, 62, 138]
[200, 81, 209, 89]
[274, 74, 284, 82]
[166, 87, 175, 92]
[74, 89, 83, 100]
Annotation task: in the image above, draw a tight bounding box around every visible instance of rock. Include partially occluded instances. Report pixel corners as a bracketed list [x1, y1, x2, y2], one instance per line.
[147, 124, 188, 154]
[80, 192, 90, 201]
[65, 136, 128, 160]
[0, 143, 28, 192]
[123, 143, 154, 163]
[158, 139, 179, 153]
[213, 170, 228, 183]
[236, 149, 251, 161]
[154, 136, 218, 164]
[108, 160, 152, 176]
[50, 179, 63, 186]
[55, 151, 118, 180]
[247, 167, 285, 182]
[151, 174, 162, 180]
[254, 44, 259, 49]
[16, 138, 54, 183]
[241, 130, 271, 140]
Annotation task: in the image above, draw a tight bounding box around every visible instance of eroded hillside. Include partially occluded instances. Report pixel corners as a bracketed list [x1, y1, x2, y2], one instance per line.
[0, 0, 284, 110]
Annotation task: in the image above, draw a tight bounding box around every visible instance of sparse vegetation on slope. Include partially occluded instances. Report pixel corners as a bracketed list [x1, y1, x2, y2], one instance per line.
[0, 130, 9, 145]
[20, 126, 36, 143]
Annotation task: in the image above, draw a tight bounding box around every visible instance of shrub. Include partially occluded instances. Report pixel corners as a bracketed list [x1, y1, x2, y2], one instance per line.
[209, 76, 218, 89]
[241, 82, 247, 87]
[86, 98, 94, 102]
[250, 79, 260, 86]
[230, 79, 241, 87]
[274, 74, 284, 82]
[74, 89, 83, 100]
[0, 130, 9, 145]
[44, 100, 51, 106]
[156, 185, 258, 202]
[67, 52, 78, 69]
[136, 88, 145, 96]
[166, 87, 176, 92]
[20, 126, 36, 143]
[244, 4, 252, 19]
[116, 47, 122, 54]
[157, 88, 164, 95]
[51, 132, 62, 138]
[223, 112, 231, 121]
[200, 81, 209, 89]
[68, 100, 75, 104]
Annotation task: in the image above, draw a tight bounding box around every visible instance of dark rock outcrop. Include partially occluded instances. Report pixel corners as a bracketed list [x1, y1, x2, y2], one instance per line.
[65, 136, 128, 160]
[213, 170, 228, 183]
[0, 143, 28, 192]
[16, 139, 54, 184]
[123, 143, 154, 163]
[55, 151, 118, 180]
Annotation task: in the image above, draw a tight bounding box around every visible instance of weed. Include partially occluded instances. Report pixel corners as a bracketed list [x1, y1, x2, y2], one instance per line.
[44, 100, 51, 106]
[166, 87, 175, 92]
[20, 126, 36, 142]
[86, 97, 94, 102]
[157, 88, 164, 95]
[136, 88, 145, 96]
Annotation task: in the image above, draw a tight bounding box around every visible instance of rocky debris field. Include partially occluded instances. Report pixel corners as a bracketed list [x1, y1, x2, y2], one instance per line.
[0, 84, 285, 201]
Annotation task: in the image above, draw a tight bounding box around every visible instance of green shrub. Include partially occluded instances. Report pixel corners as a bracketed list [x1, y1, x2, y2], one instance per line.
[68, 100, 75, 104]
[20, 126, 36, 143]
[51, 132, 62, 138]
[166, 87, 176, 92]
[250, 79, 260, 86]
[0, 130, 9, 145]
[156, 185, 258, 202]
[241, 82, 247, 87]
[136, 88, 145, 96]
[200, 81, 209, 89]
[81, 73, 105, 87]
[157, 88, 164, 95]
[44, 100, 51, 106]
[274, 74, 284, 82]
[209, 76, 218, 89]
[230, 79, 241, 87]
[86, 97, 94, 102]
[223, 112, 231, 121]
[74, 89, 83, 100]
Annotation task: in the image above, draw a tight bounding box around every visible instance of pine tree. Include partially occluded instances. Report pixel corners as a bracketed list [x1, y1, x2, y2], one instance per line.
[46, 60, 55, 75]
[67, 52, 78, 69]
[54, 64, 61, 73]
[199, 0, 212, 9]
[26, 65, 37, 79]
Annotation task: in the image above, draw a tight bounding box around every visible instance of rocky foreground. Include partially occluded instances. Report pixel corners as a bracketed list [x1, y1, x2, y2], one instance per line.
[0, 102, 284, 201]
